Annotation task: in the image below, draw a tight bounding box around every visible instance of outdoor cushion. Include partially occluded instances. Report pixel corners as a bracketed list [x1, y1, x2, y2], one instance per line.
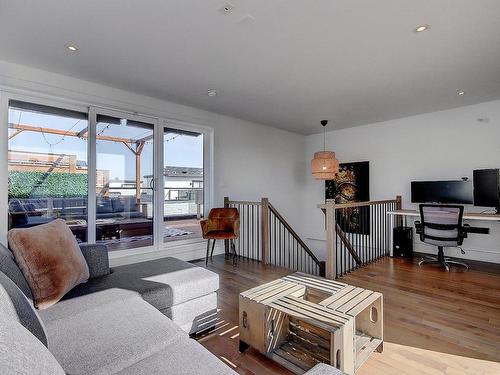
[7, 219, 89, 309]
[0, 318, 64, 375]
[63, 257, 219, 310]
[8, 199, 28, 227]
[116, 335, 236, 375]
[0, 271, 47, 347]
[14, 216, 55, 228]
[43, 295, 185, 375]
[112, 197, 125, 212]
[97, 198, 114, 213]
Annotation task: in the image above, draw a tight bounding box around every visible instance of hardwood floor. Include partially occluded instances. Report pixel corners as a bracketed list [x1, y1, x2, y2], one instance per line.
[191, 255, 500, 375]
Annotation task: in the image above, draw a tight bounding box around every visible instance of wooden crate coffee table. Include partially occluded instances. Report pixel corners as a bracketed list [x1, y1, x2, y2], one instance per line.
[239, 273, 383, 375]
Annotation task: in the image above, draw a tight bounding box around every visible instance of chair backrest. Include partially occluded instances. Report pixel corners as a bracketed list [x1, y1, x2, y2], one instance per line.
[208, 208, 239, 220]
[419, 204, 464, 247]
[207, 208, 239, 232]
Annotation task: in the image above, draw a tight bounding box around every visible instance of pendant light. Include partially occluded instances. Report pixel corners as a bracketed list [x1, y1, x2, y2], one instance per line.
[311, 120, 339, 180]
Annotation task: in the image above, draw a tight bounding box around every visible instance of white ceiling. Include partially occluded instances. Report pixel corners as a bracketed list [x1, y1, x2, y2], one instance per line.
[1, 0, 499, 134]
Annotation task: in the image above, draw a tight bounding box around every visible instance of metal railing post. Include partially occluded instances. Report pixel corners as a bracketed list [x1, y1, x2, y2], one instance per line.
[224, 196, 229, 255]
[261, 197, 269, 265]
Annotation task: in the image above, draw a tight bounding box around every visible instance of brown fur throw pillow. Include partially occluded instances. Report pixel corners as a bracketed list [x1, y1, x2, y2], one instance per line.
[7, 219, 89, 309]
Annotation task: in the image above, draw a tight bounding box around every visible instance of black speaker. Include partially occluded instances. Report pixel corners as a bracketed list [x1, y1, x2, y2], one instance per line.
[393, 226, 413, 258]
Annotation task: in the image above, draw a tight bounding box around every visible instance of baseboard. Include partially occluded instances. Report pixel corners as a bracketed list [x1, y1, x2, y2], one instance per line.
[109, 240, 225, 267]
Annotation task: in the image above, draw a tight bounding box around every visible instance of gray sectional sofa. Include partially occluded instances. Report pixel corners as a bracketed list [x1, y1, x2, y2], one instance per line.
[0, 242, 344, 374]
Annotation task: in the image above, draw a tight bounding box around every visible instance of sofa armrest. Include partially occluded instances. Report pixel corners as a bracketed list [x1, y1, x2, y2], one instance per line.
[79, 244, 110, 279]
[304, 364, 346, 375]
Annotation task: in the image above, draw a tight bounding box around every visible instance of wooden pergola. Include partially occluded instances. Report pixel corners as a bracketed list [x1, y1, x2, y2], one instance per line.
[8, 123, 152, 201]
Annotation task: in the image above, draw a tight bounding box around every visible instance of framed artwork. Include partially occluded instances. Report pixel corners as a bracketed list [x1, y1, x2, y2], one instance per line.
[325, 161, 370, 234]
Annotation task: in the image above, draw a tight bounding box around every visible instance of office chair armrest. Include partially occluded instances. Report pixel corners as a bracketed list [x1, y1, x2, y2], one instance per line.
[460, 224, 470, 239]
[414, 220, 422, 234]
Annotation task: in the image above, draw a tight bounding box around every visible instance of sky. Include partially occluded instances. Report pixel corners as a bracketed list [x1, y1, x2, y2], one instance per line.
[8, 108, 203, 181]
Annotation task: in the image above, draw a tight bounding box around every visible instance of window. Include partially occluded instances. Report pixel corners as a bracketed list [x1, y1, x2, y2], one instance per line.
[7, 100, 89, 241]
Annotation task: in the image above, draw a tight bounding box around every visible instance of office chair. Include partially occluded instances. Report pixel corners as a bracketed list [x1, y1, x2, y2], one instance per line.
[415, 204, 469, 271]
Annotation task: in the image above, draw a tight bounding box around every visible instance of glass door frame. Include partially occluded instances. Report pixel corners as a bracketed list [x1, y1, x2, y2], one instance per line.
[89, 107, 160, 252]
[159, 119, 214, 249]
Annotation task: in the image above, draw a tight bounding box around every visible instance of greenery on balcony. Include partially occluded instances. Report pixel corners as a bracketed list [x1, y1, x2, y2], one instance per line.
[8, 171, 87, 198]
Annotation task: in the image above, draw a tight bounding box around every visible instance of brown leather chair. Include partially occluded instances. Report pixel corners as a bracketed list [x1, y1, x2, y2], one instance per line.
[200, 208, 240, 264]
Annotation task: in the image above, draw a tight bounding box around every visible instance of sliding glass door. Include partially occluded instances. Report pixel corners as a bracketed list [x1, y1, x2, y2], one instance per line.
[162, 127, 204, 243]
[92, 109, 157, 251]
[3, 96, 211, 254]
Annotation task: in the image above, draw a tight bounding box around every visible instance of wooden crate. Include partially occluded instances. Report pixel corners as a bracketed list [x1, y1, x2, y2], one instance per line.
[239, 273, 383, 375]
[320, 286, 383, 372]
[239, 278, 355, 374]
[267, 295, 355, 375]
[239, 279, 307, 353]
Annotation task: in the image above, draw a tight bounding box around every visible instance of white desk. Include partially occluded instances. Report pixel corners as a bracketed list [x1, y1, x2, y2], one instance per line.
[386, 209, 500, 256]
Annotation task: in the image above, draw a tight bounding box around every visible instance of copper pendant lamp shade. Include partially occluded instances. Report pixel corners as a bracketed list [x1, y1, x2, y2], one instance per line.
[311, 120, 339, 180]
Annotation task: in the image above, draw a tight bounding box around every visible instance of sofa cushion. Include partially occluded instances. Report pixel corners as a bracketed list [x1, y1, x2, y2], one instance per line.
[63, 257, 219, 310]
[162, 292, 218, 334]
[79, 244, 110, 279]
[305, 363, 346, 375]
[0, 318, 64, 375]
[0, 271, 47, 347]
[116, 336, 236, 375]
[7, 219, 90, 309]
[0, 244, 33, 300]
[43, 294, 185, 375]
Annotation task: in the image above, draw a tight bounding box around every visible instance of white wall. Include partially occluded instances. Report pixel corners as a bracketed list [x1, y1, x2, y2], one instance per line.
[0, 60, 307, 263]
[304, 100, 500, 264]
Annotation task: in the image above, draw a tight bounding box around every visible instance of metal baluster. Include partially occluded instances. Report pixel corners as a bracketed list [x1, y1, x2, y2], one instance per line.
[274, 213, 277, 266]
[335, 225, 339, 278]
[238, 204, 241, 258]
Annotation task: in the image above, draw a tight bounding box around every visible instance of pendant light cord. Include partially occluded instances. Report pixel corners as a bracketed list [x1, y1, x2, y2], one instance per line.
[323, 123, 326, 151]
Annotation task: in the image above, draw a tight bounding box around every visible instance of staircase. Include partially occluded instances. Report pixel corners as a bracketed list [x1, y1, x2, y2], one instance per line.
[320, 197, 401, 279]
[223, 196, 400, 279]
[224, 197, 325, 276]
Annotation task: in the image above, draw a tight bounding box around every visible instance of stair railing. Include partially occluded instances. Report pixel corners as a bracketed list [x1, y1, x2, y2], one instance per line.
[224, 197, 325, 276]
[320, 196, 401, 279]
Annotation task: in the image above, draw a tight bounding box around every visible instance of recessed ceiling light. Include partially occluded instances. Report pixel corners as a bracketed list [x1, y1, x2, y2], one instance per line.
[219, 3, 234, 15]
[65, 44, 79, 52]
[457, 91, 466, 96]
[415, 25, 429, 33]
[207, 89, 218, 97]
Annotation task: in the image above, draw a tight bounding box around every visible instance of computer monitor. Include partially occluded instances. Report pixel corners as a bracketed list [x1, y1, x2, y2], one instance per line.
[473, 169, 500, 212]
[411, 180, 473, 204]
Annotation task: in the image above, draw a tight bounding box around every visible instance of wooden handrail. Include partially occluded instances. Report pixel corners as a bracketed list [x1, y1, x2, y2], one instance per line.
[318, 198, 399, 210]
[226, 200, 261, 205]
[268, 202, 321, 266]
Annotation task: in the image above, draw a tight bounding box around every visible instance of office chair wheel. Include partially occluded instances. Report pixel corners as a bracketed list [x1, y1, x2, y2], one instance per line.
[443, 258, 469, 270]
[419, 256, 468, 272]
[418, 256, 440, 266]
